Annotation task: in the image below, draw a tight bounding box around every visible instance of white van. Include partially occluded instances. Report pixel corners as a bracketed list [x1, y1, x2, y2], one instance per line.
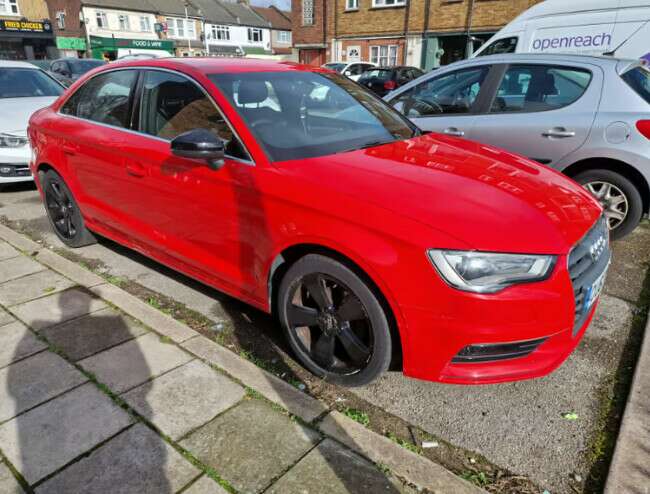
[473, 0, 650, 62]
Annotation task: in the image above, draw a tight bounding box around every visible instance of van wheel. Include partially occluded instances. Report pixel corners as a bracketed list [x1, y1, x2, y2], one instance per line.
[574, 169, 643, 240]
[278, 254, 392, 387]
[41, 170, 96, 248]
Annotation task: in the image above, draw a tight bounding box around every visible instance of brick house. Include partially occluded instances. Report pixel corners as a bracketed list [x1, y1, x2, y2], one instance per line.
[252, 5, 292, 57]
[293, 0, 543, 69]
[45, 0, 86, 57]
[0, 0, 56, 59]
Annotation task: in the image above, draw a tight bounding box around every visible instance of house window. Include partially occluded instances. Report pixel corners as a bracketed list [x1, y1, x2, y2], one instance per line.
[372, 0, 406, 7]
[277, 30, 291, 43]
[346, 0, 358, 10]
[56, 11, 66, 29]
[248, 28, 262, 43]
[370, 45, 398, 66]
[167, 18, 196, 39]
[211, 25, 230, 41]
[96, 11, 108, 28]
[118, 14, 130, 31]
[187, 20, 195, 39]
[140, 16, 151, 32]
[0, 0, 19, 15]
[302, 0, 314, 25]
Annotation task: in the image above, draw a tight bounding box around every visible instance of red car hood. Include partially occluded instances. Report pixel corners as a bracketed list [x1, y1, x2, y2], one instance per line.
[279, 133, 602, 254]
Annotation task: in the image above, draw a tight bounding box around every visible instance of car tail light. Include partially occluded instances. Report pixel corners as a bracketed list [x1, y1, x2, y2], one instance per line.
[384, 80, 397, 91]
[636, 120, 650, 140]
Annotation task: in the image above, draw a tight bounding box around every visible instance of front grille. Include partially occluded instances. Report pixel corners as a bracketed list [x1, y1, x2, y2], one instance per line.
[0, 163, 31, 178]
[568, 217, 611, 335]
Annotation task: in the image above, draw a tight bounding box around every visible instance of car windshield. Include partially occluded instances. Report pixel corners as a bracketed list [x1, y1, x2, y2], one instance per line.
[323, 63, 346, 73]
[0, 68, 64, 99]
[69, 60, 105, 76]
[622, 65, 650, 105]
[209, 71, 417, 162]
[359, 69, 392, 82]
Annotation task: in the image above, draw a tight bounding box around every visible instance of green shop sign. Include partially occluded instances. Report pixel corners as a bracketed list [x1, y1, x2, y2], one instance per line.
[56, 37, 86, 50]
[89, 36, 174, 52]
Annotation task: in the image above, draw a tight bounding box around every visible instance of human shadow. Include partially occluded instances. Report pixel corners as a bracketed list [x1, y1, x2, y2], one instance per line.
[6, 289, 172, 493]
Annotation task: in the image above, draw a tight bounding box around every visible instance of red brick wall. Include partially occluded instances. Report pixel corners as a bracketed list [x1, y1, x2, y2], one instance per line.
[292, 0, 328, 46]
[44, 0, 84, 38]
[339, 38, 406, 65]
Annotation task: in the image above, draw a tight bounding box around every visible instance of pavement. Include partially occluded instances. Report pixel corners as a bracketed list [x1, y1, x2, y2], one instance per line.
[0, 223, 481, 494]
[1, 182, 649, 493]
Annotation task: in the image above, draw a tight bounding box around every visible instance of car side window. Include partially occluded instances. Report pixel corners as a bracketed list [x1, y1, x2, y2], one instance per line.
[391, 67, 489, 118]
[60, 70, 137, 129]
[138, 70, 249, 161]
[347, 64, 362, 76]
[476, 37, 518, 57]
[490, 65, 592, 113]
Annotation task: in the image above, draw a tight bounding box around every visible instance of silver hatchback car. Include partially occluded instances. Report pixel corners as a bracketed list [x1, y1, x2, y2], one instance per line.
[385, 53, 650, 239]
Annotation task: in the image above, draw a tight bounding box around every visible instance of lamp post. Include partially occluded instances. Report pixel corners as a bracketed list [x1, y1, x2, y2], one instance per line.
[184, 2, 191, 55]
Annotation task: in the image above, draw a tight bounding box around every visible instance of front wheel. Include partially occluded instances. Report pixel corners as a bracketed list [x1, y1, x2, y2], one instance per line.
[278, 254, 392, 387]
[573, 169, 643, 240]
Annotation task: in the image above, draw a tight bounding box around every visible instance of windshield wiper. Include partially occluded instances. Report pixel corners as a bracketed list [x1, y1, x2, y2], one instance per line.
[336, 139, 395, 155]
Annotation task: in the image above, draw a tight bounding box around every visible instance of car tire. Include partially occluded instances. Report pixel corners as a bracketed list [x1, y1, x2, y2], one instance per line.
[278, 254, 392, 387]
[41, 169, 96, 248]
[573, 169, 643, 240]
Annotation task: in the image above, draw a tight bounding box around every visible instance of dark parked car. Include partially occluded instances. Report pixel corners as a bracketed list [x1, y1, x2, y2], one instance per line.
[358, 66, 424, 97]
[49, 58, 106, 87]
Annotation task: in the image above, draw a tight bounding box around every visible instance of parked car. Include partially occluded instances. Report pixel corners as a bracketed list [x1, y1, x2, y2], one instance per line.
[29, 58, 607, 387]
[49, 58, 106, 87]
[322, 62, 376, 81]
[473, 0, 650, 62]
[0, 61, 64, 189]
[386, 53, 650, 239]
[358, 66, 424, 97]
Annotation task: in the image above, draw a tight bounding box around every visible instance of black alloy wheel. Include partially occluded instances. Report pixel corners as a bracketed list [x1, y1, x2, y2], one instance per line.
[279, 254, 392, 387]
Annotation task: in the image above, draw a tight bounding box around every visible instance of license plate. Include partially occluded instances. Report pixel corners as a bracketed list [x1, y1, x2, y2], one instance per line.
[584, 267, 608, 312]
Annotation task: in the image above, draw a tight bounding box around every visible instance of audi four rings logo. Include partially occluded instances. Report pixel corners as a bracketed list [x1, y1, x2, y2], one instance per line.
[590, 234, 607, 262]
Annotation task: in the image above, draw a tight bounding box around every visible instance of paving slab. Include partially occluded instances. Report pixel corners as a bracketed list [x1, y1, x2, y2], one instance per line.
[180, 399, 321, 493]
[182, 475, 229, 494]
[78, 332, 193, 394]
[0, 321, 47, 370]
[0, 242, 20, 262]
[182, 335, 328, 423]
[40, 307, 148, 362]
[123, 360, 244, 440]
[268, 438, 413, 494]
[0, 351, 87, 423]
[0, 308, 14, 327]
[11, 288, 107, 332]
[35, 424, 200, 494]
[319, 411, 483, 494]
[0, 383, 134, 485]
[0, 270, 74, 307]
[0, 256, 45, 284]
[0, 461, 24, 494]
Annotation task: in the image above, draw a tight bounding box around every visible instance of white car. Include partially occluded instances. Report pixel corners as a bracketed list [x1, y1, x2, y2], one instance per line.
[0, 61, 64, 188]
[322, 62, 376, 81]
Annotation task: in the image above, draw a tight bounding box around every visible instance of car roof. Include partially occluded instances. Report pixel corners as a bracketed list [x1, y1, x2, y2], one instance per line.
[463, 53, 634, 67]
[0, 60, 41, 69]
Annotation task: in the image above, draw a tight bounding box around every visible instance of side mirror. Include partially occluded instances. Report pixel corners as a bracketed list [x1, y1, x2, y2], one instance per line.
[171, 129, 225, 170]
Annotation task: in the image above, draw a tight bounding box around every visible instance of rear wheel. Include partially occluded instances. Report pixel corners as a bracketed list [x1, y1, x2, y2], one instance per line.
[574, 169, 643, 240]
[41, 170, 96, 248]
[278, 254, 392, 387]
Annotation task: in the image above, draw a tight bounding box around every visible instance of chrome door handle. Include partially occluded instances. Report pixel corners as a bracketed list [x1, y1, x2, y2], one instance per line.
[442, 127, 465, 137]
[542, 128, 576, 138]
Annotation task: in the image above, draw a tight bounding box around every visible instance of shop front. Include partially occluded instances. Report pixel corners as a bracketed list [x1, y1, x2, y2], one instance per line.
[56, 37, 87, 58]
[89, 36, 174, 61]
[0, 19, 56, 60]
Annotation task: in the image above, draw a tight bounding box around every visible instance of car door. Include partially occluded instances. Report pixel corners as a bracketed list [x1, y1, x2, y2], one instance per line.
[119, 68, 258, 293]
[58, 68, 141, 236]
[469, 62, 602, 166]
[388, 64, 495, 139]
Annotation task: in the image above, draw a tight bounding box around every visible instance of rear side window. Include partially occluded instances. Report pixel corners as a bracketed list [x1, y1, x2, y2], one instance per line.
[622, 66, 650, 105]
[359, 69, 392, 82]
[61, 70, 137, 129]
[476, 37, 518, 57]
[491, 65, 591, 113]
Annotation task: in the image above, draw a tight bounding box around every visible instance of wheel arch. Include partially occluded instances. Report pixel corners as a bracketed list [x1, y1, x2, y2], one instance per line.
[268, 243, 405, 369]
[562, 157, 650, 214]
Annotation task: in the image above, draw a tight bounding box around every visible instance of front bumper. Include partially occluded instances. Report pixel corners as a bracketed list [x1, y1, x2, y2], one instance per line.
[0, 145, 34, 184]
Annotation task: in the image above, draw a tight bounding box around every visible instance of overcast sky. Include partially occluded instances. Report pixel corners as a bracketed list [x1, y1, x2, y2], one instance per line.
[250, 0, 291, 10]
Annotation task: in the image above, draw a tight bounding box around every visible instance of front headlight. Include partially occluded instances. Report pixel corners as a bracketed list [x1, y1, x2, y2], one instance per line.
[428, 250, 556, 293]
[0, 133, 28, 148]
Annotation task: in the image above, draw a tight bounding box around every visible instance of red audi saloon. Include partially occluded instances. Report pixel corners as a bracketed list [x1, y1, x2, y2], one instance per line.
[28, 58, 610, 386]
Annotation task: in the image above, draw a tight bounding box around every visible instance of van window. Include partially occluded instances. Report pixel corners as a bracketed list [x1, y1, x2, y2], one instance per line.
[621, 66, 650, 105]
[490, 65, 592, 113]
[475, 37, 518, 57]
